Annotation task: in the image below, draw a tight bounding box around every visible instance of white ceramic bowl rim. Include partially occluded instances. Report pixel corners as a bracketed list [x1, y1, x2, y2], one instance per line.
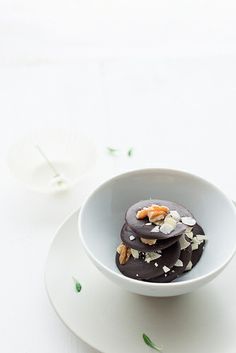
[79, 168, 236, 288]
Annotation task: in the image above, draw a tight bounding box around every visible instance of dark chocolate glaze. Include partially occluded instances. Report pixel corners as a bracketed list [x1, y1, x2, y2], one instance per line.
[192, 223, 204, 237]
[125, 199, 191, 239]
[191, 242, 205, 268]
[190, 223, 205, 268]
[116, 197, 207, 283]
[120, 223, 181, 251]
[116, 240, 181, 280]
[146, 244, 192, 283]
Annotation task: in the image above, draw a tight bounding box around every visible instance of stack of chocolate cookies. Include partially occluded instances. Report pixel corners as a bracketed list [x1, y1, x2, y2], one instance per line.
[116, 199, 207, 283]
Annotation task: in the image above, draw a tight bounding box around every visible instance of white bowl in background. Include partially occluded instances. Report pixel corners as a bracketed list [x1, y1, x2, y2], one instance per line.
[7, 129, 97, 193]
[79, 168, 236, 297]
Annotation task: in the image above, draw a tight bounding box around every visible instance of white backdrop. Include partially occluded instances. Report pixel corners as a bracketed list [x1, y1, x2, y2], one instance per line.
[1, 1, 236, 352]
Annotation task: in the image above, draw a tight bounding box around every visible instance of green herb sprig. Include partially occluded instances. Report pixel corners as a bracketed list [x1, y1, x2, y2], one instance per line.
[107, 147, 119, 156]
[143, 333, 162, 351]
[107, 146, 134, 157]
[72, 277, 82, 293]
[127, 148, 133, 157]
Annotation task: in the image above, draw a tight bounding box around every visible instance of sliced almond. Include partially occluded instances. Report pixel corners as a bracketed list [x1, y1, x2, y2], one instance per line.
[185, 231, 193, 240]
[195, 234, 207, 242]
[140, 237, 157, 245]
[145, 252, 162, 263]
[179, 235, 191, 250]
[174, 259, 184, 267]
[165, 215, 177, 228]
[160, 222, 174, 234]
[150, 225, 160, 233]
[181, 217, 196, 226]
[191, 243, 199, 250]
[169, 210, 181, 222]
[131, 248, 139, 259]
[185, 261, 193, 271]
[163, 265, 170, 273]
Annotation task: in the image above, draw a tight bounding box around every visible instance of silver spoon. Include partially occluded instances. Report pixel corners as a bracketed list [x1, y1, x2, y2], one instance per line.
[35, 144, 69, 191]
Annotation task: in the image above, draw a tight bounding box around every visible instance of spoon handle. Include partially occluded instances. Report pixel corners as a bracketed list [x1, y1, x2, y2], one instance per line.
[35, 144, 60, 177]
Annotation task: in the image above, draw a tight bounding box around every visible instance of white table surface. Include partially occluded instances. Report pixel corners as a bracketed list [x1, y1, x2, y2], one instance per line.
[1, 1, 236, 352]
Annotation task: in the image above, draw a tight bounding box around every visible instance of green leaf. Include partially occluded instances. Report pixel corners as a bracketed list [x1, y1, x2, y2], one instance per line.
[107, 147, 119, 156]
[73, 277, 82, 293]
[142, 333, 162, 351]
[127, 148, 134, 157]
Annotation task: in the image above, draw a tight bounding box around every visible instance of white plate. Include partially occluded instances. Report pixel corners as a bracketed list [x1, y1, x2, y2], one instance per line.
[45, 211, 236, 353]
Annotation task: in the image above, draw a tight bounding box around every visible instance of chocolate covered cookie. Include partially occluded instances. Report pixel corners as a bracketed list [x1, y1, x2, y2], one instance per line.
[120, 223, 181, 251]
[125, 199, 191, 239]
[116, 199, 207, 283]
[146, 243, 192, 283]
[116, 241, 181, 280]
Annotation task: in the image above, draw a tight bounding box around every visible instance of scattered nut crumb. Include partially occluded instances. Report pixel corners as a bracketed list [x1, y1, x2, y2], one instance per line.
[129, 235, 135, 241]
[163, 265, 170, 273]
[174, 259, 184, 267]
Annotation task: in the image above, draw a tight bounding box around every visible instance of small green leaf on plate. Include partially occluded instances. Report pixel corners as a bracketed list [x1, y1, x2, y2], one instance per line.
[127, 147, 134, 157]
[107, 147, 119, 156]
[72, 277, 82, 293]
[142, 333, 162, 351]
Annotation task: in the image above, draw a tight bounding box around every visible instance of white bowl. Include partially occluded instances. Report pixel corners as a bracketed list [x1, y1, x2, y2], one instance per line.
[79, 169, 236, 297]
[7, 129, 97, 193]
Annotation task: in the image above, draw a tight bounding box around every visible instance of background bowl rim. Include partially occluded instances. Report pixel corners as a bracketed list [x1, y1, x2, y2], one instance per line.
[7, 128, 97, 193]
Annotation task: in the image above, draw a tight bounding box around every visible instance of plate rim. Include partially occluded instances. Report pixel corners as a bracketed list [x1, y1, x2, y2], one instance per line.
[44, 208, 103, 353]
